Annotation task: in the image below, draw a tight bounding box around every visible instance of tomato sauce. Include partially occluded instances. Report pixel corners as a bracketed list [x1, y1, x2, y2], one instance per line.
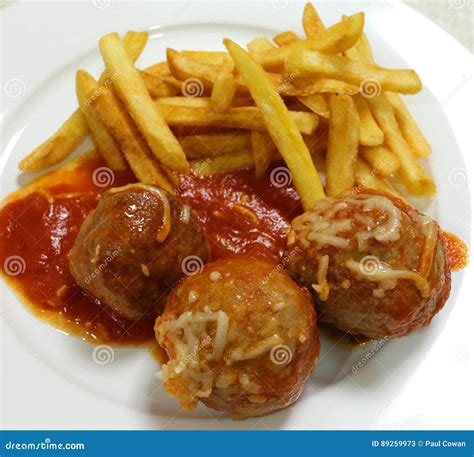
[443, 231, 469, 272]
[0, 156, 302, 346]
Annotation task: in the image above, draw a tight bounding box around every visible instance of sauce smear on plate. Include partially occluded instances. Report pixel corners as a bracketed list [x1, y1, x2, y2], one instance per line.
[0, 156, 301, 345]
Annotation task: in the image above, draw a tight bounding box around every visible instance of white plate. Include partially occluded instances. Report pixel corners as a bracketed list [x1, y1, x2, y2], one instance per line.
[1, 0, 473, 430]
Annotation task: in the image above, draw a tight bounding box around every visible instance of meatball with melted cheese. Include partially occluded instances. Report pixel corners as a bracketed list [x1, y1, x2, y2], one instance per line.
[154, 258, 319, 419]
[69, 183, 210, 320]
[285, 189, 451, 340]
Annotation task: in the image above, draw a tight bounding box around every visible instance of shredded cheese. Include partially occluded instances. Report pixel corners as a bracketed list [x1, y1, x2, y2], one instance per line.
[346, 259, 431, 297]
[292, 192, 404, 251]
[311, 255, 330, 301]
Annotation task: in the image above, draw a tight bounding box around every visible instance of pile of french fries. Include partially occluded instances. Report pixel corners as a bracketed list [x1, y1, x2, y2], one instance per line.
[19, 3, 435, 212]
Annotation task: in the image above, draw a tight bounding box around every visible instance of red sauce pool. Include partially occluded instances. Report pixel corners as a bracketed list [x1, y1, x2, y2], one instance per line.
[443, 231, 469, 272]
[0, 157, 302, 345]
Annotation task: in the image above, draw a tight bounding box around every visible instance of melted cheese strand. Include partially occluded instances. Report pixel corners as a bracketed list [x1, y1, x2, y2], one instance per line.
[346, 259, 431, 297]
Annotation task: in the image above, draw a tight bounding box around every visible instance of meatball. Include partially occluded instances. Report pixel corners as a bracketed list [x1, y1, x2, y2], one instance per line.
[285, 189, 451, 340]
[154, 258, 319, 419]
[69, 183, 210, 320]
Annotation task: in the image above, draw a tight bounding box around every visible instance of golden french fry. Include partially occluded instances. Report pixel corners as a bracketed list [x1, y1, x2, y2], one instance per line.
[76, 70, 127, 171]
[359, 145, 400, 177]
[353, 94, 384, 146]
[100, 33, 189, 173]
[297, 94, 330, 118]
[302, 2, 325, 37]
[224, 39, 325, 209]
[167, 49, 357, 97]
[247, 37, 276, 56]
[191, 150, 255, 176]
[274, 31, 299, 47]
[180, 50, 230, 66]
[178, 132, 251, 159]
[211, 61, 237, 112]
[326, 95, 360, 197]
[347, 33, 430, 157]
[19, 31, 148, 171]
[367, 94, 435, 195]
[157, 101, 319, 134]
[355, 158, 401, 197]
[282, 78, 359, 96]
[251, 131, 277, 178]
[386, 92, 431, 157]
[286, 49, 422, 95]
[90, 87, 173, 192]
[18, 110, 89, 172]
[353, 33, 375, 64]
[254, 13, 365, 71]
[141, 71, 181, 98]
[144, 61, 170, 76]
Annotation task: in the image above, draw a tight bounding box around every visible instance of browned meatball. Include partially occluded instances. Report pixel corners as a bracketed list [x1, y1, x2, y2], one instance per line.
[285, 189, 451, 340]
[154, 258, 319, 419]
[69, 183, 210, 320]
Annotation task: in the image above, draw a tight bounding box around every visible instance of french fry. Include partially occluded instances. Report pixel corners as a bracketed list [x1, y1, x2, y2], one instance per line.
[178, 132, 251, 159]
[251, 131, 277, 178]
[90, 87, 173, 192]
[353, 94, 384, 146]
[140, 71, 181, 98]
[359, 145, 400, 177]
[191, 150, 255, 176]
[224, 39, 325, 210]
[99, 33, 189, 173]
[326, 95, 360, 197]
[19, 31, 148, 171]
[247, 37, 275, 56]
[75, 70, 127, 171]
[302, 2, 325, 37]
[297, 94, 330, 118]
[180, 50, 230, 66]
[282, 79, 359, 96]
[168, 49, 358, 97]
[386, 92, 431, 157]
[367, 94, 435, 195]
[286, 49, 422, 94]
[273, 31, 299, 47]
[144, 61, 170, 76]
[254, 13, 365, 71]
[355, 158, 401, 197]
[157, 102, 319, 134]
[210, 61, 237, 112]
[348, 33, 431, 157]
